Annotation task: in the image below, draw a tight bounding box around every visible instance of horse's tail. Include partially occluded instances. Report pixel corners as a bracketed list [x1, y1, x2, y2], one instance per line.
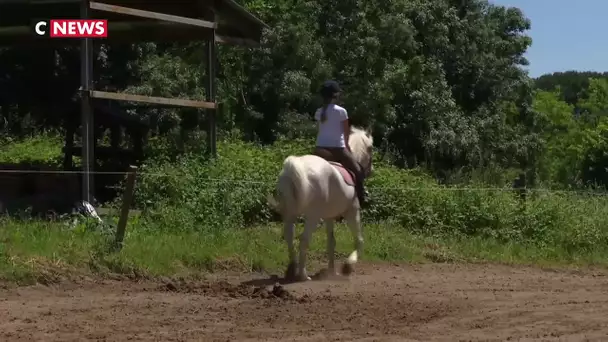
[267, 156, 309, 216]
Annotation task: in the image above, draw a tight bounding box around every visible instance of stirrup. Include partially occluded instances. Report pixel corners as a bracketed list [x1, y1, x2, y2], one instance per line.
[359, 190, 370, 208]
[358, 198, 368, 208]
[357, 192, 367, 203]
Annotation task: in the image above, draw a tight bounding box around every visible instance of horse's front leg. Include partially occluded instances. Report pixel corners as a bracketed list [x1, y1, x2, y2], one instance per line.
[342, 207, 363, 275]
[325, 219, 337, 275]
[297, 216, 319, 281]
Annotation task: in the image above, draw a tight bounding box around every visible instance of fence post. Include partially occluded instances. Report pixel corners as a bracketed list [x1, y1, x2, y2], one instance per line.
[114, 165, 137, 251]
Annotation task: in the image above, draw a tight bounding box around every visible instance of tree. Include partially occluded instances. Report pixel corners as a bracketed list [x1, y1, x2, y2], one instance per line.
[1, 0, 545, 185]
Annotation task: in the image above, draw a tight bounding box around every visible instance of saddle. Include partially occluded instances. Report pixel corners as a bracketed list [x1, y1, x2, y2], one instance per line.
[313, 147, 357, 186]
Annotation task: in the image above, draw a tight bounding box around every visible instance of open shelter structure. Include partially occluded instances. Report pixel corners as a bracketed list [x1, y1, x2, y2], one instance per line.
[0, 0, 269, 203]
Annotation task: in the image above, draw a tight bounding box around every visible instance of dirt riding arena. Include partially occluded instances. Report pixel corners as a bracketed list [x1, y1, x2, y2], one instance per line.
[2, 262, 608, 341]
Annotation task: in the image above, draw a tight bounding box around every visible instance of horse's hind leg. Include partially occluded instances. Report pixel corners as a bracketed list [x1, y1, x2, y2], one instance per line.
[342, 208, 363, 275]
[325, 219, 338, 275]
[283, 217, 297, 281]
[297, 216, 319, 281]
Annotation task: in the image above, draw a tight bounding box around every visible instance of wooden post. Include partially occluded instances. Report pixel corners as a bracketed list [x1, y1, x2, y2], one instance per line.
[205, 11, 217, 157]
[513, 172, 527, 203]
[114, 165, 137, 250]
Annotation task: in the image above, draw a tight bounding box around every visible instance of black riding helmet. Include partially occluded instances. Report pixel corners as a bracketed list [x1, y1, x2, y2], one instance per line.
[320, 80, 341, 98]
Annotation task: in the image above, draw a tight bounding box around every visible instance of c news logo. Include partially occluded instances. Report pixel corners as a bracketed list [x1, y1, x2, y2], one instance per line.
[34, 21, 48, 36]
[31, 19, 108, 38]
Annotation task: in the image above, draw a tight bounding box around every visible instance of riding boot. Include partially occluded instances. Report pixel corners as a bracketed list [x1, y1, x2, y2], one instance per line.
[355, 178, 366, 207]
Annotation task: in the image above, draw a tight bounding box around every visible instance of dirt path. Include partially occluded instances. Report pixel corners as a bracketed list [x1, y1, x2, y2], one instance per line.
[1, 263, 608, 341]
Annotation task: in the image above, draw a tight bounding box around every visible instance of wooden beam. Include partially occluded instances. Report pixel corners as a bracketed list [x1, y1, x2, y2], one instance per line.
[0, 26, 28, 35]
[90, 90, 217, 109]
[0, 24, 260, 47]
[215, 34, 259, 47]
[30, 0, 81, 3]
[89, 1, 217, 29]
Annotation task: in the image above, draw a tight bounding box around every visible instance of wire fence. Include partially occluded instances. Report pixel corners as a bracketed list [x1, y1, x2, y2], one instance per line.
[1, 167, 608, 196]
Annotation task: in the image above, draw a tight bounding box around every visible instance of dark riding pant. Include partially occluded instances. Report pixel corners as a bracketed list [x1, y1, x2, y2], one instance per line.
[314, 146, 366, 205]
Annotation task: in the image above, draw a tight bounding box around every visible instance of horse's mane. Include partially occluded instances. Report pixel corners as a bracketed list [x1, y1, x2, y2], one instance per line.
[349, 126, 373, 162]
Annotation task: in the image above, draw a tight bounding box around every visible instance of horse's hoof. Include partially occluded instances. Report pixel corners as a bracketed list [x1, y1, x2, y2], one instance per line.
[296, 274, 311, 282]
[341, 262, 355, 276]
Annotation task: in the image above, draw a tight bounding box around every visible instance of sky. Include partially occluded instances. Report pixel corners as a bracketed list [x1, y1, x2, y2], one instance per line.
[490, 0, 608, 77]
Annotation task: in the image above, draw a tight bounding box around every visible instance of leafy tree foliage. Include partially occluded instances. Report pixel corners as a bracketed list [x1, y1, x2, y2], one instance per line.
[534, 78, 608, 188]
[535, 71, 608, 106]
[1, 0, 608, 190]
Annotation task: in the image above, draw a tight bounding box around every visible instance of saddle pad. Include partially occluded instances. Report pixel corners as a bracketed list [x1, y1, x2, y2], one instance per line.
[328, 161, 355, 186]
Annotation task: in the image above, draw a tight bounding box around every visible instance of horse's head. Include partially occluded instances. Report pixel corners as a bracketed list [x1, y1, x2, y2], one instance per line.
[348, 126, 374, 178]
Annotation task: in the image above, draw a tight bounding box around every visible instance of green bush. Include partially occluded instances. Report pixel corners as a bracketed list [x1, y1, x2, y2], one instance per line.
[133, 138, 608, 254]
[134, 137, 311, 231]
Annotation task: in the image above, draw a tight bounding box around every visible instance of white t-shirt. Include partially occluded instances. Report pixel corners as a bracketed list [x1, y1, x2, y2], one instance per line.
[314, 104, 348, 148]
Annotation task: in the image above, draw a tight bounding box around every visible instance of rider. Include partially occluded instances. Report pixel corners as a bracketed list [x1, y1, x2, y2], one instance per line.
[313, 80, 366, 206]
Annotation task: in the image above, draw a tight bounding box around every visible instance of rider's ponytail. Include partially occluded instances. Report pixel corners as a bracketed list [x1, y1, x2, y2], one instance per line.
[320, 104, 329, 123]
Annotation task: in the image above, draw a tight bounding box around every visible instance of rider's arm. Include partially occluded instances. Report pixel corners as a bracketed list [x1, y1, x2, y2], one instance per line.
[341, 108, 350, 151]
[343, 120, 351, 151]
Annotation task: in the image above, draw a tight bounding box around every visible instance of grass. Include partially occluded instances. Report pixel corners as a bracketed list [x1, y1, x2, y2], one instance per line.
[0, 133, 64, 164]
[3, 217, 608, 285]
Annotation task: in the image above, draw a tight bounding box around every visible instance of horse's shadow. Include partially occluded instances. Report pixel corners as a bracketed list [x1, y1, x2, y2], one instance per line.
[240, 268, 347, 287]
[240, 274, 295, 287]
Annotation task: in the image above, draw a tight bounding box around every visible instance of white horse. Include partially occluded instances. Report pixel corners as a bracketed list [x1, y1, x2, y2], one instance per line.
[267, 127, 374, 282]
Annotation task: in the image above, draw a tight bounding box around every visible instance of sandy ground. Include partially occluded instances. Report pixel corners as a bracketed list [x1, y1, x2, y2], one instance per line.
[1, 262, 608, 341]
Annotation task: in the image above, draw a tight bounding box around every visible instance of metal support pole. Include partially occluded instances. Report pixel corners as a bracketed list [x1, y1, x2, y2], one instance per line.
[80, 0, 95, 202]
[206, 13, 217, 157]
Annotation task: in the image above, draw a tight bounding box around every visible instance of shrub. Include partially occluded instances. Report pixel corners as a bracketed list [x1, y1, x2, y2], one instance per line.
[134, 137, 310, 231]
[133, 137, 608, 253]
